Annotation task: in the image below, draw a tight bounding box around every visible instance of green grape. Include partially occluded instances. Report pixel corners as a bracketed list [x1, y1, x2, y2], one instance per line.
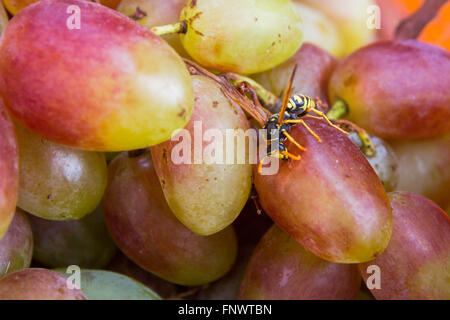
[16, 123, 107, 220]
[28, 206, 116, 268]
[0, 209, 33, 275]
[54, 269, 161, 300]
[179, 0, 303, 74]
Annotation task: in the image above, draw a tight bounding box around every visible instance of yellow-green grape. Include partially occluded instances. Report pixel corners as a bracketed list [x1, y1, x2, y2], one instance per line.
[179, 0, 303, 74]
[117, 0, 189, 58]
[292, 2, 344, 57]
[295, 0, 376, 56]
[151, 75, 253, 236]
[16, 124, 107, 220]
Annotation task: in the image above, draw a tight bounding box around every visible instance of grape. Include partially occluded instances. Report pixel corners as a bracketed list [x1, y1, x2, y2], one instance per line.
[197, 245, 255, 300]
[179, 0, 303, 74]
[16, 124, 107, 220]
[151, 75, 252, 236]
[252, 43, 337, 106]
[239, 225, 361, 300]
[0, 1, 8, 34]
[107, 251, 178, 299]
[54, 269, 161, 300]
[328, 40, 450, 140]
[0, 209, 33, 275]
[28, 206, 116, 269]
[0, 101, 18, 239]
[102, 151, 238, 286]
[292, 2, 344, 57]
[359, 192, 450, 299]
[0, 268, 87, 300]
[0, 0, 194, 151]
[117, 0, 189, 57]
[390, 133, 450, 208]
[294, 0, 376, 55]
[3, 0, 120, 15]
[254, 119, 392, 263]
[349, 134, 399, 192]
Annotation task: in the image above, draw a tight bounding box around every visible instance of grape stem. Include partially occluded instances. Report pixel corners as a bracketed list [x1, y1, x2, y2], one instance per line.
[151, 21, 188, 36]
[326, 100, 348, 120]
[182, 58, 270, 127]
[222, 73, 280, 112]
[395, 0, 448, 40]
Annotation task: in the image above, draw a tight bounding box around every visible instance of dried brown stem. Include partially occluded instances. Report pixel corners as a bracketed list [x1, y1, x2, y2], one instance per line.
[395, 0, 448, 40]
[183, 59, 270, 127]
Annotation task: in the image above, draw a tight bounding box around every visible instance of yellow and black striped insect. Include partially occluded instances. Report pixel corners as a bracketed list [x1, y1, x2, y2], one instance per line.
[258, 65, 347, 173]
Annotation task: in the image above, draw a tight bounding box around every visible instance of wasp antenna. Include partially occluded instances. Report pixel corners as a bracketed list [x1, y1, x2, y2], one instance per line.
[278, 65, 298, 126]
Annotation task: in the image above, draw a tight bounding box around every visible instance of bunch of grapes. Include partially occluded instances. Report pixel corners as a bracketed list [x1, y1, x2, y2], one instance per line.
[0, 0, 448, 301]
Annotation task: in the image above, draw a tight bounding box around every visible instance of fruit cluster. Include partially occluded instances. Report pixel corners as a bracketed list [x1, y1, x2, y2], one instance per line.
[0, 0, 448, 300]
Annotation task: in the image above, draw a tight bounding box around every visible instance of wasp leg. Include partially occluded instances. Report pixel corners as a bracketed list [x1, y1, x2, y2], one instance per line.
[282, 130, 307, 151]
[303, 115, 322, 120]
[309, 108, 349, 135]
[281, 150, 301, 161]
[258, 150, 300, 174]
[284, 119, 322, 142]
[257, 155, 269, 174]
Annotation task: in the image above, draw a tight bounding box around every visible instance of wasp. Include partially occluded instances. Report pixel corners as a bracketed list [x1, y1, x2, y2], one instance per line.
[181, 59, 347, 174]
[257, 65, 348, 173]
